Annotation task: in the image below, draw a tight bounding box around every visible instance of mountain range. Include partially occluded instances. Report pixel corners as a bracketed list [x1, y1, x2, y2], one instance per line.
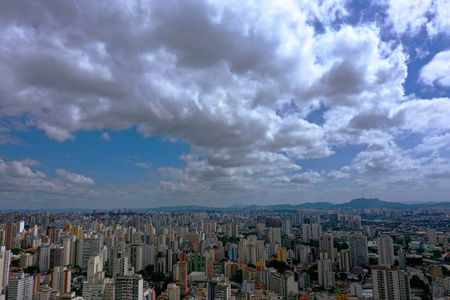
[151, 198, 450, 211]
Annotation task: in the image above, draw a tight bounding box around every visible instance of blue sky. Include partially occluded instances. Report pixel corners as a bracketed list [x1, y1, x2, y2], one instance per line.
[0, 0, 449, 209]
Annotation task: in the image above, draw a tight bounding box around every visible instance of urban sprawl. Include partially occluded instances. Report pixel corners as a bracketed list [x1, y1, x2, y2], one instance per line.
[0, 205, 449, 300]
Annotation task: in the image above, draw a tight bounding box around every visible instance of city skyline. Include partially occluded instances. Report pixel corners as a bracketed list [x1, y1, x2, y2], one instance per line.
[0, 0, 450, 209]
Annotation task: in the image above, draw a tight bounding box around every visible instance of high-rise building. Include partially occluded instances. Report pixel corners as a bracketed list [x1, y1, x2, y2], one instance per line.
[317, 259, 335, 289]
[51, 266, 71, 294]
[430, 266, 443, 280]
[350, 282, 363, 298]
[277, 248, 286, 263]
[329, 214, 339, 227]
[87, 256, 103, 281]
[0, 229, 5, 247]
[338, 249, 351, 272]
[298, 273, 310, 289]
[46, 226, 57, 245]
[1, 247, 11, 294]
[207, 280, 231, 300]
[311, 224, 322, 239]
[297, 245, 312, 265]
[282, 220, 292, 235]
[372, 265, 410, 300]
[178, 261, 189, 296]
[268, 272, 298, 298]
[378, 235, 395, 266]
[115, 275, 143, 300]
[188, 252, 207, 272]
[167, 283, 180, 300]
[50, 246, 64, 269]
[398, 249, 406, 270]
[347, 215, 362, 230]
[5, 223, 17, 250]
[302, 224, 311, 243]
[130, 244, 144, 273]
[62, 236, 74, 266]
[0, 250, 4, 296]
[269, 228, 281, 244]
[38, 245, 50, 274]
[363, 226, 374, 238]
[428, 229, 438, 244]
[319, 234, 334, 262]
[6, 273, 33, 300]
[348, 234, 369, 268]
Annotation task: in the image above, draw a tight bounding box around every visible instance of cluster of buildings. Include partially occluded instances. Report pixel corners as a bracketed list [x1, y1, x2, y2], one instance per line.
[0, 206, 449, 300]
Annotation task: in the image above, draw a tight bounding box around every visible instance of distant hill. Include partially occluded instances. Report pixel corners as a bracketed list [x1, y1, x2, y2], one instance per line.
[3, 198, 449, 213]
[337, 198, 409, 209]
[150, 198, 450, 211]
[151, 205, 224, 212]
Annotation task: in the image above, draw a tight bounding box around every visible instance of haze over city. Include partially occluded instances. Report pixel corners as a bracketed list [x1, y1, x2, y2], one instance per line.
[0, 0, 449, 209]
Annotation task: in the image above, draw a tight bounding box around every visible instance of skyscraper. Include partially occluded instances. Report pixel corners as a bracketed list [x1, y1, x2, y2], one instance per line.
[302, 224, 311, 243]
[282, 219, 292, 235]
[311, 224, 322, 239]
[62, 236, 74, 266]
[377, 235, 395, 266]
[338, 249, 351, 272]
[6, 273, 33, 300]
[115, 275, 143, 300]
[317, 259, 335, 289]
[0, 247, 11, 295]
[167, 283, 180, 300]
[348, 234, 369, 268]
[319, 234, 334, 262]
[428, 229, 438, 244]
[207, 281, 231, 300]
[178, 261, 189, 296]
[51, 266, 72, 294]
[372, 265, 410, 300]
[5, 223, 17, 250]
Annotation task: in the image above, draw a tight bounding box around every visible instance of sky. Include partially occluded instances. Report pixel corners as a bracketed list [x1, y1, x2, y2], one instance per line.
[0, 0, 449, 209]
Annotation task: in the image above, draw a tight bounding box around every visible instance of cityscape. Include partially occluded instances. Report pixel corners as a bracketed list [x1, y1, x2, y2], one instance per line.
[0, 199, 449, 299]
[0, 0, 450, 300]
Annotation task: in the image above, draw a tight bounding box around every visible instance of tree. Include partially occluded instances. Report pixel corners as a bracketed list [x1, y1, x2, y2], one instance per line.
[432, 250, 442, 258]
[151, 272, 165, 282]
[11, 259, 20, 267]
[267, 260, 291, 273]
[339, 273, 348, 281]
[232, 270, 243, 284]
[73, 265, 82, 276]
[410, 275, 425, 289]
[306, 264, 318, 281]
[145, 264, 155, 276]
[334, 242, 348, 251]
[24, 266, 37, 274]
[11, 248, 21, 255]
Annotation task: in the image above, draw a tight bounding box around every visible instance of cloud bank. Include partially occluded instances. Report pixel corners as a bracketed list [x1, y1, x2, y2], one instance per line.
[0, 0, 449, 208]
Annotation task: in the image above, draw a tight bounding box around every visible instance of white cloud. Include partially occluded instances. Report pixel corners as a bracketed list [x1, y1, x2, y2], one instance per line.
[0, 134, 23, 145]
[101, 132, 111, 141]
[384, 0, 433, 36]
[353, 142, 421, 173]
[381, 0, 450, 37]
[0, 0, 448, 206]
[396, 98, 450, 134]
[135, 162, 151, 169]
[414, 133, 450, 153]
[290, 171, 323, 184]
[328, 170, 350, 179]
[55, 168, 95, 185]
[419, 50, 450, 87]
